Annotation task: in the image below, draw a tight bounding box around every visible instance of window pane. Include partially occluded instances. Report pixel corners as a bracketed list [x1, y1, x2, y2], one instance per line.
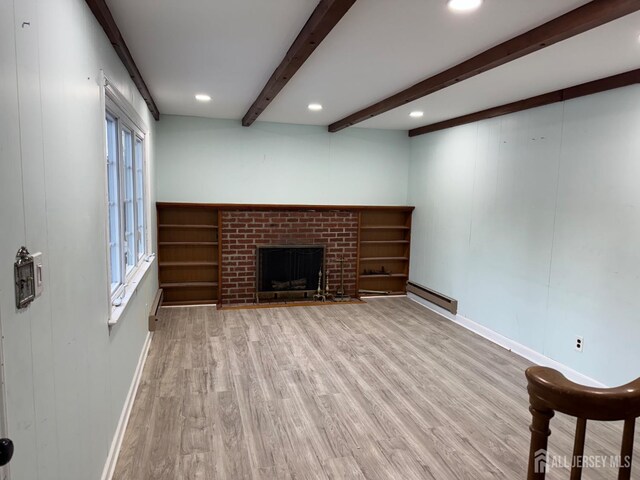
[135, 137, 145, 259]
[106, 115, 122, 292]
[122, 127, 136, 272]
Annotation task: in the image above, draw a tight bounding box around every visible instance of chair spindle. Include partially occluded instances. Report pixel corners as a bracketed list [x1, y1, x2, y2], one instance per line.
[570, 418, 587, 480]
[618, 418, 635, 480]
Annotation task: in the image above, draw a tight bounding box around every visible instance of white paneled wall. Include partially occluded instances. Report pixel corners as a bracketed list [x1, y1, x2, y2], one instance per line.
[0, 0, 32, 478]
[0, 0, 157, 479]
[409, 85, 640, 386]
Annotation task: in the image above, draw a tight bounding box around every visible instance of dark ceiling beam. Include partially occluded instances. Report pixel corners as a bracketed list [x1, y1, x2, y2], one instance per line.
[242, 0, 357, 127]
[85, 0, 160, 121]
[408, 68, 640, 137]
[328, 0, 640, 133]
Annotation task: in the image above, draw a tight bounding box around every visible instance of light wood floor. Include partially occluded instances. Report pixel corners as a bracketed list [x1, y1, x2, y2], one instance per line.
[113, 297, 638, 479]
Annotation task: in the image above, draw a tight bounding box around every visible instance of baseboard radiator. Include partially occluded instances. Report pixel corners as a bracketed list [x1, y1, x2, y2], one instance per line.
[148, 288, 163, 332]
[406, 281, 458, 315]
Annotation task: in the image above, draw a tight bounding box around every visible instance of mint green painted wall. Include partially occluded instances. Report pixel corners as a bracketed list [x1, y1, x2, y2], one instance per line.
[156, 116, 410, 205]
[408, 85, 640, 386]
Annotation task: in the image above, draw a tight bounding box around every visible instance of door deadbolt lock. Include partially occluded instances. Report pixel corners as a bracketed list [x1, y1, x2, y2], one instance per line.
[14, 246, 35, 309]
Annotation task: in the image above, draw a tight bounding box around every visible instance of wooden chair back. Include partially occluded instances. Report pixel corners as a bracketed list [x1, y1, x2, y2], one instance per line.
[526, 366, 640, 480]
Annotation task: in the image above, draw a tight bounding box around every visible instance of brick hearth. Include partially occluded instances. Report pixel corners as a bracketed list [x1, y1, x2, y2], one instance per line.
[221, 210, 358, 304]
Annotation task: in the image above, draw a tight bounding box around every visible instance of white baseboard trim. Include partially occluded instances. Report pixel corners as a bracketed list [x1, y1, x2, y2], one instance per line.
[101, 331, 153, 480]
[407, 292, 605, 388]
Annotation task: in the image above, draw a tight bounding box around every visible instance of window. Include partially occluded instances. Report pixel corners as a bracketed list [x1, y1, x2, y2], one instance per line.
[105, 92, 148, 300]
[135, 137, 145, 260]
[105, 113, 122, 292]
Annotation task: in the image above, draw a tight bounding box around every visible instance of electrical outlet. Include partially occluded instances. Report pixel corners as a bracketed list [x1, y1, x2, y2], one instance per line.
[575, 336, 584, 352]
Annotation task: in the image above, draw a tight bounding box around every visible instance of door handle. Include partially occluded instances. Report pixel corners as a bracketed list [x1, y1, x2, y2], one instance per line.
[0, 438, 13, 467]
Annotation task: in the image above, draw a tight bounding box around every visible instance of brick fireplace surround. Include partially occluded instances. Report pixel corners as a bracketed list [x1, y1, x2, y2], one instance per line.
[221, 209, 358, 305]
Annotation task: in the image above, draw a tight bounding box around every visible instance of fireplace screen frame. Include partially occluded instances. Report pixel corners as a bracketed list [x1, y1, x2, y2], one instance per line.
[255, 244, 326, 302]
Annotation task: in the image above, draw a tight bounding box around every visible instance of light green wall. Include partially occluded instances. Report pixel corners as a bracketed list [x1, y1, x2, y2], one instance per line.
[156, 116, 410, 205]
[408, 85, 640, 386]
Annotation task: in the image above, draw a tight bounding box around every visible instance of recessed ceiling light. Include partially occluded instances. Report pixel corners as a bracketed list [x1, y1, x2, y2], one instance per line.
[308, 103, 323, 111]
[447, 0, 482, 13]
[409, 111, 424, 118]
[195, 94, 211, 102]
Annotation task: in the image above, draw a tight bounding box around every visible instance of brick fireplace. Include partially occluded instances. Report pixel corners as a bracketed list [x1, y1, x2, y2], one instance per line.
[157, 203, 413, 306]
[220, 209, 358, 305]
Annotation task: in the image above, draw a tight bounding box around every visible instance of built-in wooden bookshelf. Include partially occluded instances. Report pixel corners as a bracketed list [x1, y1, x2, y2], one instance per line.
[157, 204, 220, 305]
[356, 208, 413, 297]
[156, 203, 413, 306]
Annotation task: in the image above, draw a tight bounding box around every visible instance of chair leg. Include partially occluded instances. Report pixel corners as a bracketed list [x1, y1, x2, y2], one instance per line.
[527, 406, 554, 480]
[570, 418, 587, 480]
[618, 418, 635, 480]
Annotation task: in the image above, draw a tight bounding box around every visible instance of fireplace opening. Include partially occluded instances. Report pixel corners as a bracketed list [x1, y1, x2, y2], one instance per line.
[256, 245, 325, 301]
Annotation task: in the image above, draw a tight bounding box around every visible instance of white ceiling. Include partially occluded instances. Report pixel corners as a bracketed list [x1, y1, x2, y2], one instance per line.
[106, 0, 319, 120]
[106, 0, 640, 131]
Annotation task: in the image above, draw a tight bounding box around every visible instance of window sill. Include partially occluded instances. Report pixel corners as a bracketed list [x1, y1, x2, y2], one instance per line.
[108, 254, 156, 327]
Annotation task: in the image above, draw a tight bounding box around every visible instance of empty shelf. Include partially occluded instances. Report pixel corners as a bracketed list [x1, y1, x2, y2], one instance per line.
[162, 299, 218, 306]
[159, 224, 218, 229]
[360, 257, 408, 261]
[360, 225, 410, 230]
[159, 261, 218, 267]
[360, 240, 410, 244]
[158, 242, 218, 246]
[359, 274, 408, 278]
[160, 282, 219, 288]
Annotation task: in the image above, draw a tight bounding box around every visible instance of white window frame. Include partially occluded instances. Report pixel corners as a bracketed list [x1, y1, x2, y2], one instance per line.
[102, 75, 152, 315]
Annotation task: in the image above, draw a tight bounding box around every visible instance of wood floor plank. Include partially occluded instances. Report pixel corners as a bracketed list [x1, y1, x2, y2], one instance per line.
[147, 396, 183, 479]
[208, 335, 232, 393]
[229, 326, 252, 376]
[247, 339, 291, 400]
[113, 298, 640, 480]
[178, 451, 218, 480]
[181, 394, 213, 455]
[232, 372, 284, 472]
[322, 456, 366, 480]
[205, 306, 223, 337]
[112, 378, 157, 479]
[270, 397, 330, 480]
[218, 389, 253, 480]
[256, 464, 292, 480]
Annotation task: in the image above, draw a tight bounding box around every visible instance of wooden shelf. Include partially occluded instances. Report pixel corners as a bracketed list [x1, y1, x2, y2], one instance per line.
[359, 274, 408, 279]
[157, 204, 220, 305]
[163, 299, 217, 306]
[360, 256, 408, 261]
[360, 240, 410, 245]
[160, 282, 219, 289]
[158, 241, 218, 246]
[357, 208, 412, 298]
[361, 225, 410, 230]
[159, 261, 218, 267]
[159, 224, 218, 229]
[156, 203, 414, 304]
[359, 291, 406, 296]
